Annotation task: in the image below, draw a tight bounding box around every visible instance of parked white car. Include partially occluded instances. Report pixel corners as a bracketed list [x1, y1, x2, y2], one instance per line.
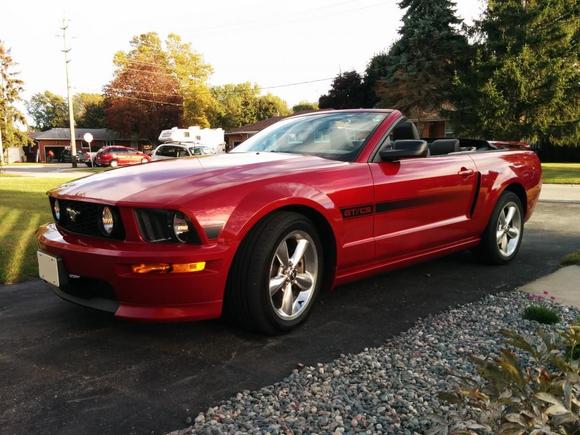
[151, 143, 214, 161]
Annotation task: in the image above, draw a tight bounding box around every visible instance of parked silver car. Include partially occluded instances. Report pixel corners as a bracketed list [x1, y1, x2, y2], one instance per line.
[151, 143, 213, 161]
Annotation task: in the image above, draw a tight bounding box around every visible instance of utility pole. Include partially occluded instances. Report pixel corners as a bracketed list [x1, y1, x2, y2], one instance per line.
[60, 18, 77, 168]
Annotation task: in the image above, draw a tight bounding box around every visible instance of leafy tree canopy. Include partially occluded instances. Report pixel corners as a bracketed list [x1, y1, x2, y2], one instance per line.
[207, 82, 290, 130]
[318, 71, 367, 109]
[27, 91, 68, 131]
[450, 0, 579, 145]
[104, 32, 213, 142]
[74, 93, 106, 128]
[292, 100, 319, 113]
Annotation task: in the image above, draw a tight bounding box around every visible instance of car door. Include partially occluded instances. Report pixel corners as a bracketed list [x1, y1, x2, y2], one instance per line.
[370, 144, 478, 262]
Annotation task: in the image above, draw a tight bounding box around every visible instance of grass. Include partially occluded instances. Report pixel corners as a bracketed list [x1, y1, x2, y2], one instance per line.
[0, 176, 76, 284]
[541, 163, 580, 184]
[522, 305, 560, 324]
[561, 250, 580, 266]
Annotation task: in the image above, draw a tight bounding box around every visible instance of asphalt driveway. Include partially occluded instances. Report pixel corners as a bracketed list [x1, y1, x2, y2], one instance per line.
[1, 202, 579, 435]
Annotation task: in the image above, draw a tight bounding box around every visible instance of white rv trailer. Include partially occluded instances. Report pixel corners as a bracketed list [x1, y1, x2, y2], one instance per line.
[158, 126, 226, 154]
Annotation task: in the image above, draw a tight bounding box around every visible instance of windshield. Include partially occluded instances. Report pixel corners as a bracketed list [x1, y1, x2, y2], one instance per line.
[231, 112, 388, 162]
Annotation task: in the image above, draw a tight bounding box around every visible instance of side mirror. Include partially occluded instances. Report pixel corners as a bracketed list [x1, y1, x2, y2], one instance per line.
[379, 140, 428, 161]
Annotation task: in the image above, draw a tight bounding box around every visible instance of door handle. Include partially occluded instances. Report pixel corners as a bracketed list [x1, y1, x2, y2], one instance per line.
[458, 167, 474, 177]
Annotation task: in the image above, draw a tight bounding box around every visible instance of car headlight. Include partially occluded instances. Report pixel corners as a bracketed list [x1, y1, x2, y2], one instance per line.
[53, 199, 61, 221]
[101, 206, 115, 235]
[173, 212, 194, 243]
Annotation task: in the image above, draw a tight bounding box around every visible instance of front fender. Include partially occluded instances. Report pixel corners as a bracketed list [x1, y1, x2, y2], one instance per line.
[222, 182, 341, 245]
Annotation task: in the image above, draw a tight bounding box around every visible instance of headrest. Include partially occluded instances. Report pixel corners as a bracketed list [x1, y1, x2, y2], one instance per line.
[429, 139, 460, 155]
[392, 122, 419, 141]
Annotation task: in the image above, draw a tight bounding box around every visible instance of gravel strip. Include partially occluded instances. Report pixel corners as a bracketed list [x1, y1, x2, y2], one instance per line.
[172, 291, 579, 435]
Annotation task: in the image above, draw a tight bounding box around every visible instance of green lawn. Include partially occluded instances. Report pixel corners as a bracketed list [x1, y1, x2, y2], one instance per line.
[541, 163, 580, 184]
[561, 250, 580, 266]
[0, 176, 76, 284]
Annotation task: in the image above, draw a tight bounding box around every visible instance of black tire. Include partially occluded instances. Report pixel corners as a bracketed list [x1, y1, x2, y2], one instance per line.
[475, 191, 524, 264]
[224, 211, 324, 335]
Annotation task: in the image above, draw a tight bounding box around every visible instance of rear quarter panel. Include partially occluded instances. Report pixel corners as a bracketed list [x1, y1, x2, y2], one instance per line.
[470, 150, 541, 233]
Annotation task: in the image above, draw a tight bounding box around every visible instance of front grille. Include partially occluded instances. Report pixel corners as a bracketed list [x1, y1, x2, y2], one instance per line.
[50, 197, 125, 240]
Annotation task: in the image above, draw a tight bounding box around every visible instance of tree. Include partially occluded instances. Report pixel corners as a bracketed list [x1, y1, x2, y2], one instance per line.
[0, 42, 29, 153]
[104, 32, 215, 140]
[318, 71, 367, 109]
[74, 93, 106, 128]
[449, 0, 579, 145]
[363, 52, 390, 107]
[255, 94, 290, 120]
[27, 91, 69, 131]
[374, 0, 468, 119]
[165, 33, 214, 128]
[207, 83, 290, 129]
[292, 100, 318, 113]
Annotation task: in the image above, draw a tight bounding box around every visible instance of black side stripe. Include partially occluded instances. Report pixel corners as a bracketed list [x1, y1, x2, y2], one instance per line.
[341, 192, 459, 219]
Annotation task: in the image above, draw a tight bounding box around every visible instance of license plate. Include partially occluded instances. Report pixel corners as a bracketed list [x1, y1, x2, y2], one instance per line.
[37, 251, 66, 287]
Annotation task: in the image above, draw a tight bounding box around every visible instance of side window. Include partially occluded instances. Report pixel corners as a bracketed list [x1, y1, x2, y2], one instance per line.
[164, 146, 177, 158]
[176, 147, 189, 157]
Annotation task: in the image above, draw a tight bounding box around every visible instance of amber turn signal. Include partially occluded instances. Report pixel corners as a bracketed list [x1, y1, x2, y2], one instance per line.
[132, 262, 206, 274]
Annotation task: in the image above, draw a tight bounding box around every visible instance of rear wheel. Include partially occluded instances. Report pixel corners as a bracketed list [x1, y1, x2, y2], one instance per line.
[224, 211, 324, 334]
[140, 158, 148, 164]
[109, 160, 119, 168]
[475, 191, 524, 264]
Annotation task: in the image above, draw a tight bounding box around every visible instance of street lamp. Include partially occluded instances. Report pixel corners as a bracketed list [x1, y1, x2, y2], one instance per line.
[83, 132, 94, 167]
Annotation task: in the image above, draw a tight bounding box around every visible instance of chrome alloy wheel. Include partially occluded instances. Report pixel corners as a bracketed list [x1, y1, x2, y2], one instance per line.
[268, 230, 318, 321]
[496, 201, 522, 257]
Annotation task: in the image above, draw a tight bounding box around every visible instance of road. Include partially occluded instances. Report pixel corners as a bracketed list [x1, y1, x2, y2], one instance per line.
[1, 202, 579, 435]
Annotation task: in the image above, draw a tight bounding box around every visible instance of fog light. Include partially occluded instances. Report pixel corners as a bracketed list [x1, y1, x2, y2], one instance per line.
[53, 199, 61, 221]
[101, 206, 114, 235]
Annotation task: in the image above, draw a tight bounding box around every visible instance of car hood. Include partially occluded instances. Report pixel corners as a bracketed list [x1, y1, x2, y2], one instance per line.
[50, 152, 345, 205]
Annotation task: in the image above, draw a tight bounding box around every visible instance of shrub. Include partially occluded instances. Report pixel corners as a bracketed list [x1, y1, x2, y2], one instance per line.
[430, 319, 580, 434]
[522, 305, 561, 324]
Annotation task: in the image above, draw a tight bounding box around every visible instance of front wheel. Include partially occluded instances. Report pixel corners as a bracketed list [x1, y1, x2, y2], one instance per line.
[109, 160, 119, 168]
[224, 211, 324, 334]
[475, 191, 524, 264]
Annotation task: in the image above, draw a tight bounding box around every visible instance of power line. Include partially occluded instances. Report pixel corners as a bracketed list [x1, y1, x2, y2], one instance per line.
[107, 94, 182, 106]
[262, 77, 334, 89]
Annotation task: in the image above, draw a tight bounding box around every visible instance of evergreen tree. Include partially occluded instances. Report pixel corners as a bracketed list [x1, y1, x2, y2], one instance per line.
[363, 52, 390, 107]
[450, 0, 579, 145]
[374, 0, 468, 119]
[0, 42, 29, 152]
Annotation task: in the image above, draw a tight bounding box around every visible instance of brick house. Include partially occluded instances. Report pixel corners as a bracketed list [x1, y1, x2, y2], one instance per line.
[32, 128, 149, 162]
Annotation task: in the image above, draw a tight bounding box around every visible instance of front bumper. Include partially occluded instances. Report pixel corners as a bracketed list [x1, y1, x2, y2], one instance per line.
[37, 224, 230, 321]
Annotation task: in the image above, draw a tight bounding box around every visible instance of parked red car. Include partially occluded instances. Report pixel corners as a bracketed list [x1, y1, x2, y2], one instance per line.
[37, 110, 542, 334]
[94, 146, 151, 167]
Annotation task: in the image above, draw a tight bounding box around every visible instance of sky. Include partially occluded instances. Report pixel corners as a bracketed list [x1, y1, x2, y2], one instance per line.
[1, 0, 485, 111]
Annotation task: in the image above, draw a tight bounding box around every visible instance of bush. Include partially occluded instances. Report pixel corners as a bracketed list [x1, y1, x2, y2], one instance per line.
[523, 305, 561, 324]
[431, 318, 580, 434]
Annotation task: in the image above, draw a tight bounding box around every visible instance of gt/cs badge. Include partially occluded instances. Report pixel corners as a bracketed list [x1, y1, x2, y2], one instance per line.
[341, 204, 374, 219]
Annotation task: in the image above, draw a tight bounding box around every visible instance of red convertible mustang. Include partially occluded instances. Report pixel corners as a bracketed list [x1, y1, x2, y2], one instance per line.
[37, 110, 542, 334]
